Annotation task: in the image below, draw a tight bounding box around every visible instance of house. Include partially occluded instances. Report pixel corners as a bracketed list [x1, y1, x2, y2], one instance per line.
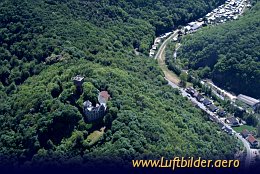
[254, 102, 260, 113]
[185, 26, 191, 31]
[196, 94, 204, 102]
[217, 110, 226, 117]
[186, 87, 195, 95]
[192, 92, 199, 98]
[208, 104, 218, 112]
[191, 24, 201, 31]
[203, 98, 212, 106]
[225, 116, 239, 127]
[241, 129, 250, 138]
[98, 91, 110, 107]
[247, 135, 259, 148]
[222, 125, 233, 135]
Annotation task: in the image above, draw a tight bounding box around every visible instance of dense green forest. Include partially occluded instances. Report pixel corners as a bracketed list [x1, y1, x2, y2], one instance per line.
[177, 2, 260, 98]
[0, 0, 239, 168]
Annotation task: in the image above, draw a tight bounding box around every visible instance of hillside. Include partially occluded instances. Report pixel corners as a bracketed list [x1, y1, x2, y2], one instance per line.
[177, 1, 260, 98]
[0, 0, 239, 168]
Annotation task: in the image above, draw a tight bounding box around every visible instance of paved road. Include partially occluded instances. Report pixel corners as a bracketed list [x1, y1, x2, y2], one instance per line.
[165, 76, 252, 167]
[155, 0, 253, 167]
[154, 30, 179, 60]
[235, 133, 252, 168]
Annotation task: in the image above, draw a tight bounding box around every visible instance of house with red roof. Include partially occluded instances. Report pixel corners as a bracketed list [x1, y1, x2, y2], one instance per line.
[247, 135, 259, 148]
[98, 91, 110, 107]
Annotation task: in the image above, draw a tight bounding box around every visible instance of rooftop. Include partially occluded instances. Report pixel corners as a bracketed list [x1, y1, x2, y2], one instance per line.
[237, 94, 260, 106]
[218, 110, 226, 116]
[208, 104, 218, 112]
[98, 91, 110, 104]
[72, 75, 84, 82]
[247, 135, 258, 144]
[226, 116, 239, 125]
[83, 100, 93, 111]
[241, 129, 250, 137]
[83, 100, 105, 112]
[196, 93, 204, 100]
[203, 98, 212, 105]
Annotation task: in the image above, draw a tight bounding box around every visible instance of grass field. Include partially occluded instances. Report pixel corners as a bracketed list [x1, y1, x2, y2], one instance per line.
[233, 125, 256, 133]
[86, 127, 106, 146]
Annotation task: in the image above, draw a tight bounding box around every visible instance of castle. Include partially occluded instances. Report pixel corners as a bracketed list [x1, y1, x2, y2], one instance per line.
[72, 75, 110, 122]
[83, 91, 110, 122]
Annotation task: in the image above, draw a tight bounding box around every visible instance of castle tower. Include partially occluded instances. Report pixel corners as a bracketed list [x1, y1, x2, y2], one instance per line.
[72, 75, 84, 93]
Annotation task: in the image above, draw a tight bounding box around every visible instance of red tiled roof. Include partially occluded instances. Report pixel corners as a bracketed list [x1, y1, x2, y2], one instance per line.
[247, 135, 257, 144]
[100, 91, 110, 101]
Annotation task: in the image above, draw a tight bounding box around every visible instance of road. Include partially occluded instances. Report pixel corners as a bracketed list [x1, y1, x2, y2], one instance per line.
[156, 12, 253, 167]
[167, 77, 252, 168]
[206, 80, 237, 101]
[166, 78, 211, 113]
[155, 30, 179, 60]
[156, 30, 181, 85]
[235, 133, 252, 168]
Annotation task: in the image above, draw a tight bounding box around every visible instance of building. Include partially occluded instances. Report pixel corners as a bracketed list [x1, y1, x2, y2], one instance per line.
[241, 129, 250, 138]
[83, 91, 110, 122]
[203, 98, 212, 106]
[247, 135, 259, 148]
[222, 125, 233, 135]
[217, 110, 226, 117]
[225, 116, 239, 127]
[196, 94, 204, 102]
[237, 94, 260, 107]
[192, 92, 199, 98]
[98, 91, 110, 107]
[83, 101, 106, 122]
[72, 75, 84, 87]
[191, 24, 201, 31]
[186, 87, 195, 95]
[208, 104, 218, 112]
[253, 102, 260, 113]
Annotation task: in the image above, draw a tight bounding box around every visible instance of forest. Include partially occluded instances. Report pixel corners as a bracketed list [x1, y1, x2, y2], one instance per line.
[0, 0, 240, 169]
[177, 1, 260, 98]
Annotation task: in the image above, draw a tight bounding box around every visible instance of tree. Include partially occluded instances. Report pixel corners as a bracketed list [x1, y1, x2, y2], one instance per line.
[48, 83, 61, 98]
[245, 114, 258, 127]
[82, 82, 98, 103]
[180, 72, 188, 87]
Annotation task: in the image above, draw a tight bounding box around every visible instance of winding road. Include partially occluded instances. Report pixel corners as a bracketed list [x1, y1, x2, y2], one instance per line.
[154, 12, 253, 170]
[156, 30, 180, 85]
[235, 133, 252, 168]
